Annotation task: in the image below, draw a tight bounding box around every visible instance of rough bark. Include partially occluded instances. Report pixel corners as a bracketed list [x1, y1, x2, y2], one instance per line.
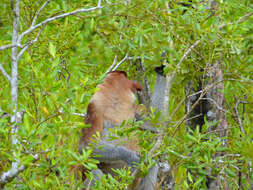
[205, 62, 228, 190]
[135, 60, 152, 109]
[185, 61, 228, 189]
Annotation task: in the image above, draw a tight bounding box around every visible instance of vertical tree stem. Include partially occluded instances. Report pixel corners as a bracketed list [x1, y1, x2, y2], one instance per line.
[11, 0, 20, 145]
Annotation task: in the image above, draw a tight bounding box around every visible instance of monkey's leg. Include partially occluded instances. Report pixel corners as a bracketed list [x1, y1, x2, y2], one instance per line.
[93, 141, 140, 167]
[135, 113, 159, 133]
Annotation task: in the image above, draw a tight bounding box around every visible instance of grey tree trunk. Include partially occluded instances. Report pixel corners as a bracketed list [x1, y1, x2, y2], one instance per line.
[185, 61, 228, 190]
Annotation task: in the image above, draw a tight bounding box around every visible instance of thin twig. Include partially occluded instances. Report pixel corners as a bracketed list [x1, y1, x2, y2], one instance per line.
[17, 25, 45, 59]
[184, 114, 202, 122]
[73, 112, 86, 117]
[112, 53, 129, 71]
[204, 126, 233, 135]
[35, 112, 62, 129]
[234, 99, 245, 134]
[237, 12, 253, 24]
[169, 89, 203, 120]
[31, 0, 51, 26]
[201, 97, 227, 112]
[105, 55, 117, 74]
[172, 40, 201, 79]
[23, 148, 51, 155]
[220, 154, 241, 158]
[219, 12, 253, 29]
[227, 78, 253, 83]
[163, 40, 201, 116]
[0, 63, 11, 81]
[97, 0, 102, 7]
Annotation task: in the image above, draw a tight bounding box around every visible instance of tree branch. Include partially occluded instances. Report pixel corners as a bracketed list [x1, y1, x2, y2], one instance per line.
[0, 154, 39, 187]
[234, 99, 245, 134]
[18, 1, 103, 44]
[73, 112, 86, 117]
[130, 40, 201, 189]
[164, 40, 201, 115]
[31, 0, 51, 26]
[10, 0, 20, 124]
[112, 53, 129, 71]
[0, 0, 50, 51]
[201, 97, 227, 112]
[143, 40, 202, 157]
[17, 25, 45, 59]
[237, 12, 253, 24]
[219, 12, 253, 29]
[105, 55, 117, 74]
[176, 40, 201, 78]
[0, 62, 11, 81]
[0, 44, 21, 51]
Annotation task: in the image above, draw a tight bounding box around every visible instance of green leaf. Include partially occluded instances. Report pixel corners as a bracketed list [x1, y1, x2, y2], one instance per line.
[187, 172, 193, 183]
[23, 114, 30, 132]
[225, 168, 237, 178]
[49, 42, 56, 59]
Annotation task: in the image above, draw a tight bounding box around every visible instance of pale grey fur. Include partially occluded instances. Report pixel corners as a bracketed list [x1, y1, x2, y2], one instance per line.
[93, 141, 140, 166]
[136, 165, 159, 190]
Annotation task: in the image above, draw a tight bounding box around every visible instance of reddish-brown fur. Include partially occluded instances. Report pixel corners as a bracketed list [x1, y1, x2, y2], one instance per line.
[80, 71, 142, 148]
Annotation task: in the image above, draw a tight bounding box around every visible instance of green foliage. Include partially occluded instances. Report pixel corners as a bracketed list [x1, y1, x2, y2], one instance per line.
[0, 0, 253, 189]
[92, 168, 134, 190]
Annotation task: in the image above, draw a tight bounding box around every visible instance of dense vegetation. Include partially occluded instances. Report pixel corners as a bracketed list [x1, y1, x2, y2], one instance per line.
[0, 0, 252, 189]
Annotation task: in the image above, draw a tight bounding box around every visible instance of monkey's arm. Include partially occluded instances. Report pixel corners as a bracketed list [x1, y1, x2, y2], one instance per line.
[135, 113, 158, 133]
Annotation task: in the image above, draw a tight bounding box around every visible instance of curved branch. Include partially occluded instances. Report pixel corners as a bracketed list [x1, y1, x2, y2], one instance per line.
[112, 53, 129, 71]
[17, 25, 45, 59]
[106, 55, 117, 74]
[31, 0, 51, 26]
[0, 154, 39, 188]
[18, 1, 103, 44]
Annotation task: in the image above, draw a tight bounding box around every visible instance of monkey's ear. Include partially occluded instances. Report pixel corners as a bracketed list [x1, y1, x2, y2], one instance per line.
[132, 82, 142, 92]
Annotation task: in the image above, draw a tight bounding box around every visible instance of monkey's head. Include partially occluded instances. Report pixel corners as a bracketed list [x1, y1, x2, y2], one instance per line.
[107, 70, 127, 77]
[131, 81, 142, 92]
[106, 70, 142, 92]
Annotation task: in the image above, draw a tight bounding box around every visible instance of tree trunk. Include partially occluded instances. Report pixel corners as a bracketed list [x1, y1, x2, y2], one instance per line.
[185, 61, 228, 189]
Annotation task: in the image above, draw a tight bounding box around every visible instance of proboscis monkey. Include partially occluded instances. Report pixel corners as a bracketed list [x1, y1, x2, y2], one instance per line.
[79, 69, 166, 190]
[79, 71, 144, 187]
[79, 70, 142, 150]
